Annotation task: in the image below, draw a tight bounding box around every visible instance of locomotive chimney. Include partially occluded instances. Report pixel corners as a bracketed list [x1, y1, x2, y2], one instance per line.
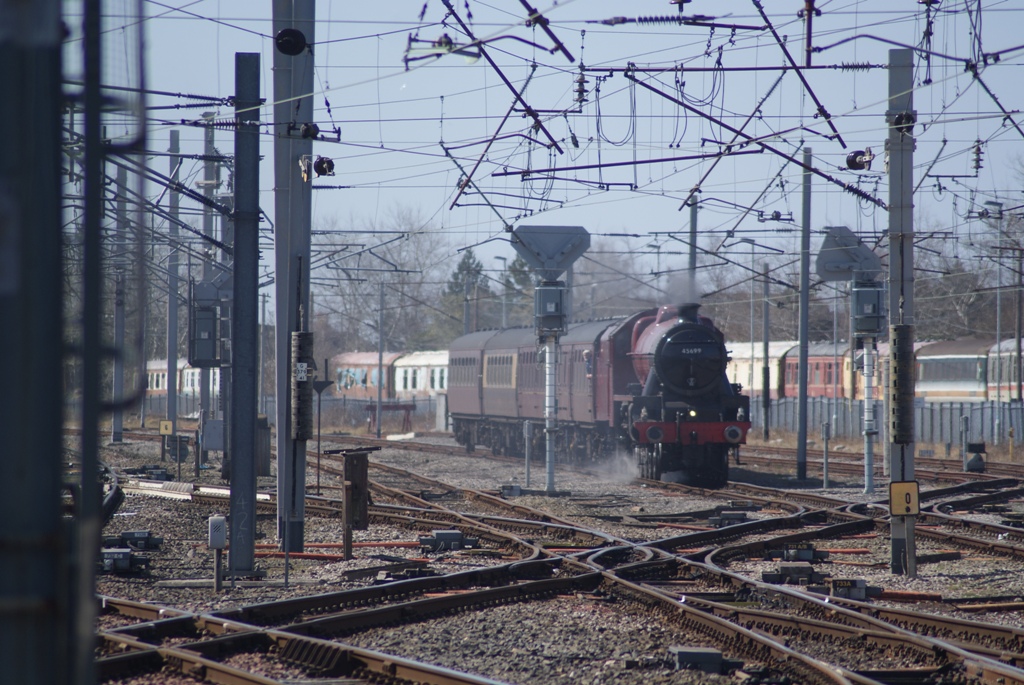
[678, 302, 701, 321]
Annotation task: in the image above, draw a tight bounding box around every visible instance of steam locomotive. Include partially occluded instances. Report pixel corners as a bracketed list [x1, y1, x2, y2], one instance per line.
[447, 303, 750, 488]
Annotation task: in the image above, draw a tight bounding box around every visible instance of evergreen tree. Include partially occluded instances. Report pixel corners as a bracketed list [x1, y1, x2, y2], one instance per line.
[439, 248, 498, 333]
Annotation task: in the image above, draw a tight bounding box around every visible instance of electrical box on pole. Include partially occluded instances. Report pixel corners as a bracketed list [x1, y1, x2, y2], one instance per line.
[852, 283, 886, 337]
[510, 225, 590, 495]
[189, 280, 220, 368]
[534, 286, 566, 334]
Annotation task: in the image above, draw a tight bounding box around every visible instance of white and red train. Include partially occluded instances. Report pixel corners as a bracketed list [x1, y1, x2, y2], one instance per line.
[145, 333, 1021, 422]
[728, 337, 1021, 403]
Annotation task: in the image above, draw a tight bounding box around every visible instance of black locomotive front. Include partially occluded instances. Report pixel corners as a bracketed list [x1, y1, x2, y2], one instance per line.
[626, 304, 750, 487]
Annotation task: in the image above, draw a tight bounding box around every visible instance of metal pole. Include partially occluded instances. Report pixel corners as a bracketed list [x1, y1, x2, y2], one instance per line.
[259, 292, 266, 415]
[76, 0, 104, 680]
[995, 253, 1003, 409]
[228, 52, 260, 577]
[863, 337, 875, 494]
[111, 165, 127, 443]
[688, 200, 698, 296]
[545, 338, 557, 493]
[821, 421, 830, 489]
[463, 277, 471, 335]
[495, 256, 507, 328]
[887, 48, 917, 577]
[1017, 248, 1022, 401]
[797, 147, 811, 480]
[214, 549, 223, 592]
[748, 240, 755, 392]
[168, 130, 180, 442]
[524, 420, 532, 487]
[762, 261, 770, 440]
[273, 0, 315, 553]
[376, 282, 384, 439]
[199, 112, 216, 466]
[1, 2, 68, 681]
[961, 414, 970, 469]
[316, 389, 322, 496]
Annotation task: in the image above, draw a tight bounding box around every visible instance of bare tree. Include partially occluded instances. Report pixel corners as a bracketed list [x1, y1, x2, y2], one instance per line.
[312, 208, 449, 354]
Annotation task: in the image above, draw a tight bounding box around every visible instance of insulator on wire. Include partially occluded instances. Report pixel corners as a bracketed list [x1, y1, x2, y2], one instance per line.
[634, 15, 685, 25]
[972, 140, 983, 171]
[574, 72, 589, 104]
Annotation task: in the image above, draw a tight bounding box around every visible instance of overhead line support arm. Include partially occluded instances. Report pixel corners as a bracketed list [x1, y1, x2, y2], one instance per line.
[751, 0, 845, 148]
[439, 0, 564, 154]
[623, 70, 885, 209]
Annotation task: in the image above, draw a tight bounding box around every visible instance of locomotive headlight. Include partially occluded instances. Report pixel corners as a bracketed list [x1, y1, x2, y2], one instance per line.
[646, 426, 664, 442]
[724, 425, 743, 444]
[688, 410, 698, 418]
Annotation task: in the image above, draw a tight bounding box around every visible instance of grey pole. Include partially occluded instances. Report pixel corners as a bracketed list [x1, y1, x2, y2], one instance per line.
[259, 291, 266, 415]
[995, 213, 1003, 411]
[0, 2, 69, 682]
[688, 200, 698, 296]
[111, 165, 127, 442]
[863, 337, 875, 494]
[762, 261, 770, 440]
[544, 336, 557, 494]
[748, 240, 755, 393]
[273, 0, 315, 552]
[463, 277, 471, 335]
[524, 420, 532, 487]
[495, 256, 507, 328]
[565, 265, 574, 323]
[376, 282, 384, 439]
[961, 415, 970, 470]
[199, 112, 216, 466]
[1017, 248, 1022, 402]
[168, 130, 180, 443]
[822, 420, 830, 489]
[76, 1, 105, 681]
[229, 52, 260, 576]
[887, 48, 917, 576]
[796, 147, 811, 480]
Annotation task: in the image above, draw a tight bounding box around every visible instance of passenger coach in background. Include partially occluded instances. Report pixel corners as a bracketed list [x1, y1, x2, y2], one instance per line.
[447, 302, 750, 488]
[330, 350, 448, 403]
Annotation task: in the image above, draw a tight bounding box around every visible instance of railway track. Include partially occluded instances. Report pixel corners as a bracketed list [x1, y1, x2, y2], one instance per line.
[84, 428, 1024, 682]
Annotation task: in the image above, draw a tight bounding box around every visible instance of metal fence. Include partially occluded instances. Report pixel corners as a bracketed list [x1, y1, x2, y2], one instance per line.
[116, 392, 1024, 450]
[752, 397, 1024, 448]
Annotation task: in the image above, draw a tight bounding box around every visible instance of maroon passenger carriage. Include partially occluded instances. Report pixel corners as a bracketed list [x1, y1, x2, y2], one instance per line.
[447, 302, 751, 488]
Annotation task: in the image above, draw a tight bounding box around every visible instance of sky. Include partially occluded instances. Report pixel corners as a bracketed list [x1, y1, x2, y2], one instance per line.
[63, 0, 1024, 311]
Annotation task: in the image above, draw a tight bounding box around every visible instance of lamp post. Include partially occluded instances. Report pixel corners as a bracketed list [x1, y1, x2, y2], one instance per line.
[494, 256, 507, 328]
